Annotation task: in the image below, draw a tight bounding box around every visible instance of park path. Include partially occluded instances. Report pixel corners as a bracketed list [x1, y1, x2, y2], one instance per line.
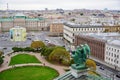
[0, 52, 69, 75]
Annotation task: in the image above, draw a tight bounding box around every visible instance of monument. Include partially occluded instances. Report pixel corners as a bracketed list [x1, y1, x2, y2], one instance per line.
[54, 44, 111, 80]
[71, 44, 90, 78]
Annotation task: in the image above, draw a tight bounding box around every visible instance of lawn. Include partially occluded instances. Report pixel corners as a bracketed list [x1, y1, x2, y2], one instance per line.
[9, 54, 41, 65]
[0, 66, 59, 80]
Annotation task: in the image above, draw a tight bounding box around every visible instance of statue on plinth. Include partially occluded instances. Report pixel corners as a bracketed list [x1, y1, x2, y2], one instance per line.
[71, 44, 90, 70]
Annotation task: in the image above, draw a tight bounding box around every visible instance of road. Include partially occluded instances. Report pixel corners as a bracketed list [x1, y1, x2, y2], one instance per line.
[96, 62, 120, 80]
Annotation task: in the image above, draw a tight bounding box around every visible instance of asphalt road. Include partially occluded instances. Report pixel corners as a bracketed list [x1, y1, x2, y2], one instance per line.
[96, 62, 120, 80]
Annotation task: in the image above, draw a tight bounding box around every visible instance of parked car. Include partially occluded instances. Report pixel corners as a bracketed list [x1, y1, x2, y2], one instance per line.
[116, 72, 120, 78]
[27, 38, 31, 40]
[99, 66, 104, 70]
[96, 63, 100, 66]
[4, 47, 7, 49]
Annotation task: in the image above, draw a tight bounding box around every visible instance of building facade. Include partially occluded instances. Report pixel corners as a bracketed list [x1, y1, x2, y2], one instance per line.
[104, 26, 120, 32]
[105, 40, 120, 68]
[75, 33, 120, 61]
[75, 34, 106, 61]
[63, 23, 105, 44]
[49, 23, 63, 36]
[0, 13, 48, 32]
[10, 26, 27, 41]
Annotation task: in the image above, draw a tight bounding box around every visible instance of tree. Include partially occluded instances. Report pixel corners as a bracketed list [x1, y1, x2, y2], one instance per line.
[0, 51, 4, 56]
[41, 46, 53, 57]
[86, 59, 96, 71]
[31, 41, 45, 51]
[70, 18, 75, 22]
[49, 48, 70, 65]
[80, 13, 84, 16]
[68, 13, 71, 15]
[0, 51, 4, 65]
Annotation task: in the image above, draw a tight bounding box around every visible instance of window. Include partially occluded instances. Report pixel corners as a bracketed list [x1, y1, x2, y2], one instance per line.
[117, 55, 119, 58]
[73, 33, 74, 36]
[114, 54, 116, 57]
[111, 59, 113, 62]
[117, 61, 119, 64]
[112, 53, 113, 57]
[106, 57, 107, 59]
[117, 50, 119, 53]
[73, 39, 74, 42]
[115, 49, 116, 52]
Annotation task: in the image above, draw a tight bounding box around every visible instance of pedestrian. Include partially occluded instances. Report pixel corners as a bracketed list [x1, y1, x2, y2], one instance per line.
[43, 63, 45, 66]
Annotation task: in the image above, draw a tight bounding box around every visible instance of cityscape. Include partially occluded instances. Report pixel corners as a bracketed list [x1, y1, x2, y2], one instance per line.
[0, 0, 120, 80]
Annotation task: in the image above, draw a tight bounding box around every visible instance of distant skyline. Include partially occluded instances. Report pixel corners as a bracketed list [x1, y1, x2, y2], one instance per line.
[0, 0, 120, 10]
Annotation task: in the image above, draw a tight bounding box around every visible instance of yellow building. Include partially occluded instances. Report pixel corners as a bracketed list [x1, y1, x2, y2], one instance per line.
[10, 26, 26, 41]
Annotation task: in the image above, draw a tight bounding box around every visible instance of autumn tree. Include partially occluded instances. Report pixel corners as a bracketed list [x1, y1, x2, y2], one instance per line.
[49, 48, 70, 65]
[86, 59, 96, 71]
[0, 51, 3, 56]
[31, 41, 45, 51]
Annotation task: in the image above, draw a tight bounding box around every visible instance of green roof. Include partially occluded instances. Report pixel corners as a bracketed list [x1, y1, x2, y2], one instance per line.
[14, 16, 26, 19]
[0, 17, 45, 22]
[0, 18, 13, 22]
[26, 18, 45, 21]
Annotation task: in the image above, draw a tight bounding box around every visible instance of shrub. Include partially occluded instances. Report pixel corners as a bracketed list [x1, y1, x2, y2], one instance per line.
[23, 47, 34, 52]
[0, 57, 3, 65]
[12, 47, 23, 52]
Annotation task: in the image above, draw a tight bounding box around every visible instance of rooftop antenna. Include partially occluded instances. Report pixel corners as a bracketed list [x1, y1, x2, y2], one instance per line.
[7, 3, 8, 10]
[6, 3, 9, 17]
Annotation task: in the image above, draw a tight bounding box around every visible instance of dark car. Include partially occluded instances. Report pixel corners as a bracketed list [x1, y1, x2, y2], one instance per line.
[27, 38, 31, 40]
[99, 66, 104, 70]
[96, 63, 100, 66]
[3, 47, 7, 50]
[116, 72, 120, 78]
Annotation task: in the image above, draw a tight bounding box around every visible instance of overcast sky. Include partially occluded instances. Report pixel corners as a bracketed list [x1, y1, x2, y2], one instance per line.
[0, 0, 120, 10]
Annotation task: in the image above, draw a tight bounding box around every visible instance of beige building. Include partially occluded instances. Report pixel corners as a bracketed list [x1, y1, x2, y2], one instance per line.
[50, 23, 63, 36]
[104, 26, 120, 32]
[0, 13, 48, 32]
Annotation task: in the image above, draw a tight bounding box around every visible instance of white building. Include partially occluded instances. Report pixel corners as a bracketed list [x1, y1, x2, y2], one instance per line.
[63, 22, 105, 43]
[105, 40, 120, 68]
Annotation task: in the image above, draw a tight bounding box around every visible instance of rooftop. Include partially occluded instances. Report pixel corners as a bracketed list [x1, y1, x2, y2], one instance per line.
[0, 17, 45, 22]
[107, 39, 120, 47]
[14, 13, 26, 17]
[64, 22, 103, 28]
[77, 32, 120, 42]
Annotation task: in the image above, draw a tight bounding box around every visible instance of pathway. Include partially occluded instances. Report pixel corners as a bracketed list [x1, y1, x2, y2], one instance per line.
[0, 52, 69, 75]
